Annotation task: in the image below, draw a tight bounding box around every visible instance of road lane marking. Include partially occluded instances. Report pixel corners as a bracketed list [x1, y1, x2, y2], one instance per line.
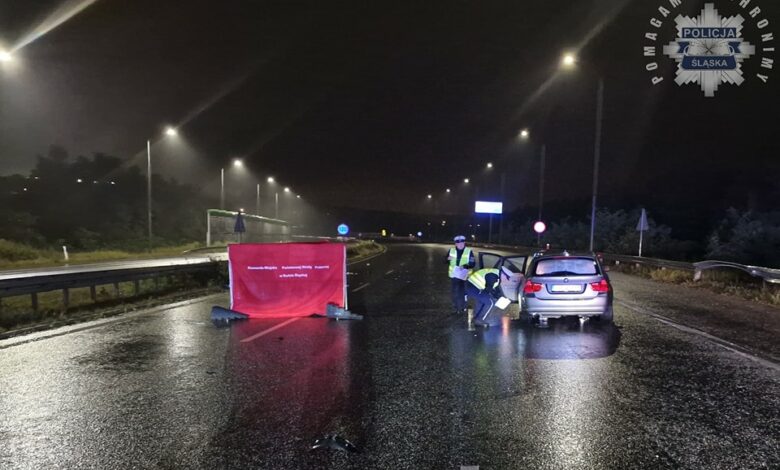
[351, 283, 370, 292]
[616, 300, 780, 371]
[385, 269, 395, 275]
[240, 317, 302, 343]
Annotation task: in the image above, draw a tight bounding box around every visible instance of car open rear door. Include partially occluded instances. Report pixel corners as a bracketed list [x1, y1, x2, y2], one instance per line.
[477, 252, 502, 270]
[498, 255, 527, 302]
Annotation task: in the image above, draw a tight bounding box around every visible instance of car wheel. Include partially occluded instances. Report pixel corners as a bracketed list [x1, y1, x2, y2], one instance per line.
[597, 305, 614, 323]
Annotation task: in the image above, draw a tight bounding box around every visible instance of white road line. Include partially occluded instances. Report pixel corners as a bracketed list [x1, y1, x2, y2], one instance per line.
[385, 269, 395, 275]
[616, 300, 780, 372]
[351, 283, 371, 292]
[240, 317, 301, 343]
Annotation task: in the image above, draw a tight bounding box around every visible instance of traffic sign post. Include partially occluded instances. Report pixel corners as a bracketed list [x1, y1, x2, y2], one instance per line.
[234, 211, 246, 243]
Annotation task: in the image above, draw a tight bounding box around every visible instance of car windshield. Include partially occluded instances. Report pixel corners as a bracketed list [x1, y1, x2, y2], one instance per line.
[532, 258, 599, 277]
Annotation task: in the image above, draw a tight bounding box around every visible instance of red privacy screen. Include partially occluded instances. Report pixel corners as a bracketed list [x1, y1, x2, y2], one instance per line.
[229, 242, 346, 318]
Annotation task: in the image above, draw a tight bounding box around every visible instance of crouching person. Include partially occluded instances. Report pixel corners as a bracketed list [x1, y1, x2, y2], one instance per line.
[465, 267, 511, 327]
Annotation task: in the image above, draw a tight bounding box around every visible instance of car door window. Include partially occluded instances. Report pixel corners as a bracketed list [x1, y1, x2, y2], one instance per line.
[500, 255, 527, 274]
[478, 252, 502, 270]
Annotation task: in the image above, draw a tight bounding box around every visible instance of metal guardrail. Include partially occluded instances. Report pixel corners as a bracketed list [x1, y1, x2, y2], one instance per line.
[692, 260, 780, 284]
[602, 254, 695, 272]
[0, 255, 226, 311]
[602, 253, 780, 284]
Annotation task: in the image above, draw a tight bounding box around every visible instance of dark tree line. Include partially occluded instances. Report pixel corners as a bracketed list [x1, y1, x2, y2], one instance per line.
[503, 206, 780, 267]
[0, 146, 209, 251]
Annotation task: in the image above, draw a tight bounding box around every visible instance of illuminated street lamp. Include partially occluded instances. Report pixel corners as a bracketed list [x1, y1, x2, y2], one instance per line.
[561, 52, 576, 68]
[220, 158, 243, 209]
[0, 50, 13, 62]
[463, 178, 470, 184]
[520, 128, 530, 139]
[427, 194, 432, 199]
[146, 126, 178, 249]
[518, 128, 547, 246]
[486, 162, 493, 169]
[560, 51, 604, 251]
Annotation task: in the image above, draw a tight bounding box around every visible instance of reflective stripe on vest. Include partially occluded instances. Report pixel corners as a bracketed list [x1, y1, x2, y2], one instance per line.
[467, 268, 499, 290]
[448, 247, 472, 277]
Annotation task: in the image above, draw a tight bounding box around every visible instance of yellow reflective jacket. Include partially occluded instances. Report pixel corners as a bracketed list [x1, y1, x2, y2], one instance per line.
[467, 268, 500, 290]
[448, 247, 473, 278]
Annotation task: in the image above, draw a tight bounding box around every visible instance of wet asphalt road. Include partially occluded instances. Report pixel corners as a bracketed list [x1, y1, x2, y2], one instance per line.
[0, 243, 778, 469]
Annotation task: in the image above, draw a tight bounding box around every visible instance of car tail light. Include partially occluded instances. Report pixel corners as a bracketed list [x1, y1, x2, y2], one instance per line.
[590, 279, 609, 292]
[523, 281, 543, 293]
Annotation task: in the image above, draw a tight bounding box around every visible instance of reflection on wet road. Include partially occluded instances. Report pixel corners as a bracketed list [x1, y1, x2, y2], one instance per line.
[0, 244, 778, 469]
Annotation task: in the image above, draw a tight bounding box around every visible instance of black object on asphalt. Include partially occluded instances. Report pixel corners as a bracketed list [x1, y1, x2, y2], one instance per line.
[310, 434, 359, 453]
[210, 306, 249, 322]
[325, 303, 363, 320]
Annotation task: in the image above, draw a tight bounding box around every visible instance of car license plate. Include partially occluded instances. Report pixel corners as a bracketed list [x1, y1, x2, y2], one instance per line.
[550, 284, 582, 293]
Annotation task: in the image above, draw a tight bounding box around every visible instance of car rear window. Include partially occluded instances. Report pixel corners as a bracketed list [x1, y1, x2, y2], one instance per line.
[532, 258, 599, 276]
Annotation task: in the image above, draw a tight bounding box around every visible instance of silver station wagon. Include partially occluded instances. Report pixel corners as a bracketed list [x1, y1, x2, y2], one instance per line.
[520, 251, 613, 325]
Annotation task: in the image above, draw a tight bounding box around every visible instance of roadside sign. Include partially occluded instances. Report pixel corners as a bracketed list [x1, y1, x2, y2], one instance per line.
[474, 201, 503, 214]
[234, 212, 246, 233]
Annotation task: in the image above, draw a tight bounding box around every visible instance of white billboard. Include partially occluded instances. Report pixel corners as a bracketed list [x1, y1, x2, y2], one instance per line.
[474, 201, 503, 214]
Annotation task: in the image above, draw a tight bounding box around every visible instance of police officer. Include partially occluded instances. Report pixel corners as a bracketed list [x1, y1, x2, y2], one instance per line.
[465, 267, 510, 326]
[445, 235, 474, 315]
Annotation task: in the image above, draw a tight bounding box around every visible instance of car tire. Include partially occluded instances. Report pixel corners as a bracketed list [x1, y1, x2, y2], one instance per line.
[597, 305, 614, 323]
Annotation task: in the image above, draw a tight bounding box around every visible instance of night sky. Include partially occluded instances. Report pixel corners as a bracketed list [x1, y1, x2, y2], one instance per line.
[1, 0, 778, 229]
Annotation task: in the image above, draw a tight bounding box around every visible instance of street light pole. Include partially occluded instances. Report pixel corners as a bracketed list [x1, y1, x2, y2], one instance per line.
[538, 143, 546, 246]
[146, 139, 152, 250]
[220, 168, 225, 210]
[275, 192, 279, 219]
[589, 77, 604, 252]
[145, 126, 177, 251]
[256, 183, 260, 215]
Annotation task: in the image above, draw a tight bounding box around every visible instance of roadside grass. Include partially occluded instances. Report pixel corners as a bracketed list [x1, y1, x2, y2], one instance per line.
[610, 262, 780, 307]
[346, 240, 384, 259]
[0, 240, 204, 270]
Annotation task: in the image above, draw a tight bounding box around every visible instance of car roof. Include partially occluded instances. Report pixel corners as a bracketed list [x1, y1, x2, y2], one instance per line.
[532, 251, 597, 260]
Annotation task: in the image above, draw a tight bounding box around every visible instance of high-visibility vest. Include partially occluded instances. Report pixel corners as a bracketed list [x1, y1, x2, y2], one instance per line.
[448, 247, 473, 278]
[467, 268, 499, 290]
